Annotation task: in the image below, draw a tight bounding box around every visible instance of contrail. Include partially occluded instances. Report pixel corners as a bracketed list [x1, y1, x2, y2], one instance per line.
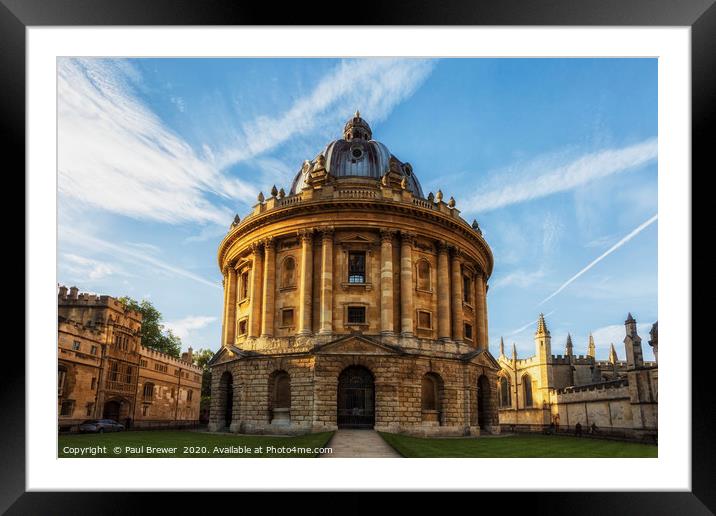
[538, 214, 658, 306]
[508, 309, 556, 336]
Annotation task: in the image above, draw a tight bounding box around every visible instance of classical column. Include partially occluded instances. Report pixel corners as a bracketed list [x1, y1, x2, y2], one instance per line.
[400, 231, 415, 336]
[220, 267, 229, 347]
[472, 271, 481, 349]
[260, 237, 276, 338]
[248, 243, 263, 338]
[319, 227, 334, 335]
[437, 242, 451, 341]
[482, 280, 490, 350]
[451, 247, 464, 342]
[298, 229, 314, 335]
[474, 271, 487, 349]
[223, 265, 237, 346]
[380, 229, 395, 335]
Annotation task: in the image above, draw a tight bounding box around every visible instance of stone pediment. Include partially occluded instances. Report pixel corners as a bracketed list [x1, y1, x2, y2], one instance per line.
[313, 334, 403, 356]
[462, 348, 501, 370]
[208, 345, 254, 366]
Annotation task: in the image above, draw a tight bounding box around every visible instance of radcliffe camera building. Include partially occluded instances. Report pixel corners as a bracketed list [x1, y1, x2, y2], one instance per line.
[57, 286, 202, 431]
[209, 113, 500, 436]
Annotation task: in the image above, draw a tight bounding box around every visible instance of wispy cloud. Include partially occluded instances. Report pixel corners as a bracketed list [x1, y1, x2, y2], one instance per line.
[60, 226, 221, 290]
[217, 58, 437, 168]
[58, 58, 254, 225]
[165, 315, 218, 342]
[61, 253, 129, 281]
[493, 268, 546, 289]
[462, 138, 657, 214]
[592, 322, 654, 358]
[539, 214, 658, 305]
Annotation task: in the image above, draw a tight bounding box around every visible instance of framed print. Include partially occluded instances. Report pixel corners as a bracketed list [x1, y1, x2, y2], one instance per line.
[5, 0, 710, 512]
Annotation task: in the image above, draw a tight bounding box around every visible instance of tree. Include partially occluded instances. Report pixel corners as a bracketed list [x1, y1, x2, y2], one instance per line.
[192, 348, 215, 423]
[117, 297, 182, 358]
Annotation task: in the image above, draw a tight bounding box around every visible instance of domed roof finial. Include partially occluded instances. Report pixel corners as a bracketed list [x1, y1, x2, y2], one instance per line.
[344, 111, 371, 141]
[355, 110, 360, 118]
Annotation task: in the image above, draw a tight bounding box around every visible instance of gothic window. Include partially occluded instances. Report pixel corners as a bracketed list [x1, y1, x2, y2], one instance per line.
[58, 365, 67, 396]
[60, 400, 75, 416]
[348, 251, 366, 283]
[187, 390, 193, 402]
[499, 376, 511, 407]
[281, 257, 296, 288]
[109, 362, 119, 382]
[347, 306, 366, 324]
[143, 382, 155, 400]
[124, 366, 133, 384]
[522, 374, 533, 407]
[417, 260, 431, 291]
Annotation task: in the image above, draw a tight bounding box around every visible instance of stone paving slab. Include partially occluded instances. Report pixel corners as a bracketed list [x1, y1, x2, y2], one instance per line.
[320, 429, 401, 458]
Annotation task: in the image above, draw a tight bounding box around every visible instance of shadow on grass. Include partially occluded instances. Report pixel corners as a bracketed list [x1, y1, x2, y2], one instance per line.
[58, 430, 334, 458]
[378, 432, 658, 458]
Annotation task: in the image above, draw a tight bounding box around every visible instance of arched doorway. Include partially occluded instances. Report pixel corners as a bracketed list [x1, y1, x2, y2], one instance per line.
[477, 375, 491, 430]
[103, 400, 121, 421]
[337, 366, 375, 429]
[220, 371, 234, 430]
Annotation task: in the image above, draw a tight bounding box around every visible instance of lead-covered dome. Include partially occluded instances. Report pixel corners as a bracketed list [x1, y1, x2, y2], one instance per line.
[289, 112, 424, 196]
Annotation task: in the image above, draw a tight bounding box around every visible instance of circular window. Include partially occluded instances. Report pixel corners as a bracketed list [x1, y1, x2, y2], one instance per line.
[351, 147, 363, 159]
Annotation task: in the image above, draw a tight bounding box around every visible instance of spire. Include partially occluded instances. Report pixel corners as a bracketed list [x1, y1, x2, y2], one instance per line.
[512, 342, 517, 359]
[626, 312, 635, 323]
[536, 313, 549, 335]
[499, 337, 505, 356]
[565, 333, 574, 356]
[609, 343, 618, 364]
[587, 332, 596, 358]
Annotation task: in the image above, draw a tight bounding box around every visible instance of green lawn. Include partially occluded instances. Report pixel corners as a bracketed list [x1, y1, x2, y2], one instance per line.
[59, 430, 334, 458]
[379, 432, 658, 458]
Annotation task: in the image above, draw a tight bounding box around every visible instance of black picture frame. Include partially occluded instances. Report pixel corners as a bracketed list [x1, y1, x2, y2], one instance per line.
[5, 0, 708, 512]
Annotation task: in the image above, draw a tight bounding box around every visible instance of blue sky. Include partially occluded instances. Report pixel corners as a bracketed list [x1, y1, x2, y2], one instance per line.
[57, 57, 657, 361]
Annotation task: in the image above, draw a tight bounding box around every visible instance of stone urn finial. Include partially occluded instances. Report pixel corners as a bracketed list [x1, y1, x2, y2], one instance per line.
[278, 187, 285, 199]
[271, 185, 278, 197]
[448, 196, 456, 208]
[436, 190, 443, 202]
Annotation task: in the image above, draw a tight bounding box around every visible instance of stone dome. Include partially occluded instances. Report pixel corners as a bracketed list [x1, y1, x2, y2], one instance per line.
[289, 112, 424, 197]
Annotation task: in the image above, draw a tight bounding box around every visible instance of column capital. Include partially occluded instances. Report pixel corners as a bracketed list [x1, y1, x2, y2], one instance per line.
[249, 241, 263, 255]
[262, 236, 276, 249]
[319, 226, 335, 240]
[297, 228, 315, 243]
[449, 245, 464, 260]
[400, 230, 417, 246]
[379, 228, 397, 243]
[437, 240, 450, 253]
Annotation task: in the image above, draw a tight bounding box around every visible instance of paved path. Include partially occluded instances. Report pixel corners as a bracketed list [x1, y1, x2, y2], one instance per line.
[320, 429, 401, 458]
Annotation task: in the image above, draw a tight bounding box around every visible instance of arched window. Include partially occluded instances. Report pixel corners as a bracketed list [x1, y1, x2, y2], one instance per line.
[281, 257, 296, 288]
[143, 382, 155, 400]
[522, 374, 533, 407]
[499, 376, 511, 407]
[421, 373, 443, 425]
[417, 260, 431, 291]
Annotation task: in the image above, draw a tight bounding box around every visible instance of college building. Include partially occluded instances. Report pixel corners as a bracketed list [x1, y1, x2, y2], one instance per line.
[57, 286, 202, 432]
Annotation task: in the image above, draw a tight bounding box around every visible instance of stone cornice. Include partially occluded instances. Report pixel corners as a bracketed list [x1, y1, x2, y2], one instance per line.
[218, 197, 494, 276]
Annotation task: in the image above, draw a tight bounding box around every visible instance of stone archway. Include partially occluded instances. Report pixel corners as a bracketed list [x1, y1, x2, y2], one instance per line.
[103, 398, 130, 422]
[477, 374, 492, 430]
[337, 366, 375, 429]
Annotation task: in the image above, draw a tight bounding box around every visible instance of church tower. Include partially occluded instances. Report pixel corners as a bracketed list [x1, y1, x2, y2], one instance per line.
[535, 313, 551, 360]
[534, 313, 554, 409]
[624, 313, 644, 370]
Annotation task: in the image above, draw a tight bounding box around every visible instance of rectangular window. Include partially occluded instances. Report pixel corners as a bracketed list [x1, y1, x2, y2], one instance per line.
[154, 363, 167, 373]
[347, 306, 366, 324]
[348, 251, 366, 283]
[142, 405, 149, 416]
[463, 276, 472, 304]
[187, 390, 193, 402]
[238, 318, 248, 335]
[240, 271, 250, 300]
[86, 403, 94, 417]
[60, 400, 75, 416]
[140, 359, 148, 368]
[417, 311, 432, 330]
[72, 341, 81, 351]
[464, 323, 473, 341]
[90, 345, 98, 355]
[90, 377, 96, 390]
[281, 308, 294, 327]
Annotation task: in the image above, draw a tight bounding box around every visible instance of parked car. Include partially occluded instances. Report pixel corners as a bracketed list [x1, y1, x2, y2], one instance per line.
[78, 419, 125, 434]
